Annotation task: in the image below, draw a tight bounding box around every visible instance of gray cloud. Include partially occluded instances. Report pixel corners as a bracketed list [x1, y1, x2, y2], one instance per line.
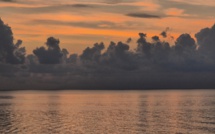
[80, 42, 105, 63]
[160, 27, 170, 38]
[169, 0, 215, 7]
[0, 19, 25, 64]
[71, 4, 94, 8]
[32, 20, 116, 29]
[159, 0, 215, 18]
[0, 0, 15, 2]
[0, 4, 95, 15]
[1, 0, 214, 21]
[102, 0, 139, 4]
[33, 37, 68, 64]
[126, 13, 161, 19]
[196, 24, 215, 59]
[0, 2, 143, 15]
[1, 0, 140, 5]
[30, 19, 142, 30]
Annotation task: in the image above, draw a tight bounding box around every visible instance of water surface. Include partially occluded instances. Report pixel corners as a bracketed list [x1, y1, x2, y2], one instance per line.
[0, 90, 214, 134]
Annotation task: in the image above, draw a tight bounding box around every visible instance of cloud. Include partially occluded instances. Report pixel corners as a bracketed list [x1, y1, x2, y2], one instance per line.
[80, 42, 105, 63]
[0, 0, 14, 2]
[164, 8, 185, 16]
[126, 38, 132, 43]
[126, 13, 161, 19]
[33, 37, 66, 64]
[0, 4, 95, 15]
[169, 0, 215, 7]
[159, 0, 215, 18]
[1, 0, 139, 6]
[71, 4, 93, 8]
[106, 0, 140, 4]
[152, 36, 160, 42]
[1, 18, 215, 90]
[160, 27, 170, 38]
[195, 24, 215, 57]
[175, 33, 196, 51]
[31, 19, 118, 29]
[100, 41, 137, 70]
[30, 19, 145, 30]
[0, 2, 141, 15]
[0, 19, 25, 64]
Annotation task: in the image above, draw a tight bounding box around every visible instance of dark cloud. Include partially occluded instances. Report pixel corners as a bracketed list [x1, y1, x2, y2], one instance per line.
[99, 41, 137, 70]
[152, 36, 160, 42]
[175, 33, 196, 53]
[160, 27, 170, 38]
[0, 0, 14, 2]
[102, 0, 139, 4]
[80, 42, 105, 63]
[1, 18, 215, 90]
[67, 54, 78, 64]
[33, 37, 67, 64]
[195, 24, 215, 64]
[0, 4, 95, 15]
[126, 13, 161, 19]
[160, 31, 167, 38]
[136, 33, 151, 56]
[126, 38, 132, 43]
[0, 19, 25, 64]
[196, 24, 215, 53]
[71, 4, 94, 8]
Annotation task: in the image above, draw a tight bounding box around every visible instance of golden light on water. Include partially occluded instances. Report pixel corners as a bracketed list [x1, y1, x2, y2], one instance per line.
[0, 90, 212, 133]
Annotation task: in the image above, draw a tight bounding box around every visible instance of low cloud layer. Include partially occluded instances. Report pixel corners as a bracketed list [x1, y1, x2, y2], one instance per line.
[0, 18, 215, 90]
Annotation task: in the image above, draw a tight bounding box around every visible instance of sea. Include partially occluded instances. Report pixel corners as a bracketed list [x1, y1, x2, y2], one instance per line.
[0, 90, 214, 134]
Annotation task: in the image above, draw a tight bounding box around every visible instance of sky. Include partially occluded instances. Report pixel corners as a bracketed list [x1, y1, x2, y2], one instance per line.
[0, 0, 215, 54]
[0, 0, 215, 90]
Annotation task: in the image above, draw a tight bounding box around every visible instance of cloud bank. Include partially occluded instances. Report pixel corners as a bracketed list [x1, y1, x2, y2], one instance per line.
[0, 19, 25, 64]
[0, 18, 215, 90]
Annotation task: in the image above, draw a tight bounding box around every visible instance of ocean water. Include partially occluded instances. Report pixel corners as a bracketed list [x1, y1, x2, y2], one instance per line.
[0, 90, 214, 134]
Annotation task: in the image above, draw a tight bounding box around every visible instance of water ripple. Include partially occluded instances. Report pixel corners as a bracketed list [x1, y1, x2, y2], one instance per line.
[0, 90, 214, 134]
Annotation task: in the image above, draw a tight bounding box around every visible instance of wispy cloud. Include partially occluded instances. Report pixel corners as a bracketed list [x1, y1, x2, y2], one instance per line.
[0, 0, 214, 57]
[126, 13, 161, 19]
[0, 0, 15, 2]
[159, 0, 215, 18]
[169, 0, 215, 6]
[30, 19, 144, 30]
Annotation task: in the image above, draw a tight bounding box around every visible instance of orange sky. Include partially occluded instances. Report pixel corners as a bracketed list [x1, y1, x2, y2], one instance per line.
[0, 0, 214, 54]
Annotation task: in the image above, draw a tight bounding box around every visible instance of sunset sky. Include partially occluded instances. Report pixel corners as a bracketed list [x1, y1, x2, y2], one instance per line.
[0, 0, 214, 54]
